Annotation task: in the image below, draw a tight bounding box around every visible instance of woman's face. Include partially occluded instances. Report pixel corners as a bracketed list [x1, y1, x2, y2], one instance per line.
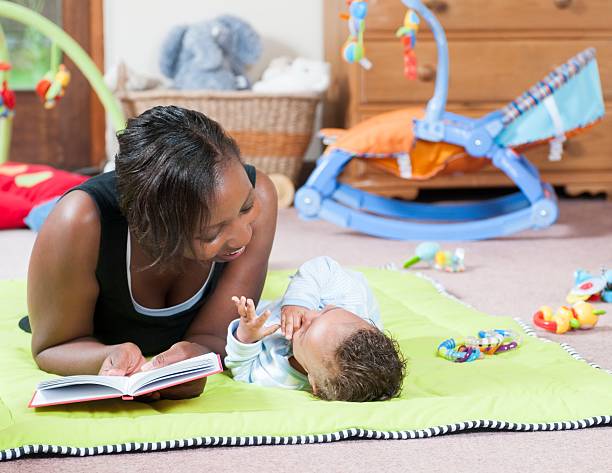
[191, 160, 260, 263]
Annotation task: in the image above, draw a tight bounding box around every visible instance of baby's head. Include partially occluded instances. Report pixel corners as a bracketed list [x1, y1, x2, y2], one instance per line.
[291, 306, 406, 402]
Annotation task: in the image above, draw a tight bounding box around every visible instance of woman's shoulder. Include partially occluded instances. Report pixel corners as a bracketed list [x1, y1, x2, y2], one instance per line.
[27, 189, 101, 299]
[253, 169, 277, 207]
[40, 190, 102, 262]
[72, 171, 122, 220]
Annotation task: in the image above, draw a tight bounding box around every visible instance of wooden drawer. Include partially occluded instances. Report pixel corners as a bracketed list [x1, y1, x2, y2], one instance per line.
[366, 0, 612, 32]
[355, 102, 612, 172]
[357, 38, 612, 104]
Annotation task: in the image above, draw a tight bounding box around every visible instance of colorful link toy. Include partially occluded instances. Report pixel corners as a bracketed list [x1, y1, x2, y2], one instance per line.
[340, 0, 372, 69]
[533, 301, 605, 334]
[437, 329, 522, 363]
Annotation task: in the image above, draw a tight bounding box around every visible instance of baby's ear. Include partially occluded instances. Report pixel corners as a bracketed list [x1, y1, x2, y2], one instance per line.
[307, 374, 318, 396]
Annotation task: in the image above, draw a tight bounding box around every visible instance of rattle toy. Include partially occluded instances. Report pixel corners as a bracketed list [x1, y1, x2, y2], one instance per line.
[340, 0, 372, 69]
[533, 301, 605, 334]
[437, 329, 521, 363]
[403, 241, 465, 273]
[566, 268, 612, 304]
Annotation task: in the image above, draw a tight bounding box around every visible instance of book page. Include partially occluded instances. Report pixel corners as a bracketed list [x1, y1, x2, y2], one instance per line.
[37, 375, 128, 393]
[30, 383, 124, 407]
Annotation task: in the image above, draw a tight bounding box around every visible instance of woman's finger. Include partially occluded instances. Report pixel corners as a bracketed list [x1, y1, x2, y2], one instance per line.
[99, 344, 140, 376]
[140, 342, 198, 371]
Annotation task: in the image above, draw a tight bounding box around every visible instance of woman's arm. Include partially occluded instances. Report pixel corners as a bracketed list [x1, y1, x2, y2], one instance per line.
[185, 170, 278, 356]
[28, 191, 145, 375]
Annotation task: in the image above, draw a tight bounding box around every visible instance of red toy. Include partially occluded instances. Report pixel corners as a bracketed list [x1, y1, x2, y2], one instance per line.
[0, 162, 87, 229]
[533, 301, 606, 335]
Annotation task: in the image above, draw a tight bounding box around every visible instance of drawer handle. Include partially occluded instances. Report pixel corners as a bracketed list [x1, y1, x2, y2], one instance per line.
[417, 64, 436, 82]
[423, 0, 448, 13]
[553, 0, 572, 9]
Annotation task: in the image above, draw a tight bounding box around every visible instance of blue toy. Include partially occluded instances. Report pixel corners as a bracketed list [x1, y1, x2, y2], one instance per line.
[160, 15, 262, 90]
[294, 0, 605, 240]
[567, 268, 612, 304]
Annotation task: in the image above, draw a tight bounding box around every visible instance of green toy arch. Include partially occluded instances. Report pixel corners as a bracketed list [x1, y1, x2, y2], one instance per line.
[0, 0, 126, 164]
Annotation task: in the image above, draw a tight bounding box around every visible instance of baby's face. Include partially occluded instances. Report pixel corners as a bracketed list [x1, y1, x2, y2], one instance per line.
[291, 306, 371, 388]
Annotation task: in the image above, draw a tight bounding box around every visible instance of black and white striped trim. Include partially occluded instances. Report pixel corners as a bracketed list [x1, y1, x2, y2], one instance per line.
[3, 270, 611, 461]
[3, 415, 612, 461]
[513, 316, 612, 375]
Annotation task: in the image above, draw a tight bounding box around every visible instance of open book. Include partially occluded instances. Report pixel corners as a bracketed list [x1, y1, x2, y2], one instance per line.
[29, 353, 223, 408]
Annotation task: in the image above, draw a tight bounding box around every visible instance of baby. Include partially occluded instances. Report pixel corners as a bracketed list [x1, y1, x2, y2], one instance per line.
[225, 256, 406, 402]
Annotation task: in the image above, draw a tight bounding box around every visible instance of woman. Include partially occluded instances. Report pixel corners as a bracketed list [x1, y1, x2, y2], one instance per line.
[27, 106, 277, 400]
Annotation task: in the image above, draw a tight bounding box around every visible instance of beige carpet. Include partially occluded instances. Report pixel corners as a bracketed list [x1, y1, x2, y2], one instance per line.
[1, 200, 611, 472]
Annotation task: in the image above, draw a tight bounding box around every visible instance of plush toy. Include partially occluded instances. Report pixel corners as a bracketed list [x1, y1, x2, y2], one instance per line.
[159, 15, 262, 90]
[0, 162, 87, 230]
[252, 57, 330, 93]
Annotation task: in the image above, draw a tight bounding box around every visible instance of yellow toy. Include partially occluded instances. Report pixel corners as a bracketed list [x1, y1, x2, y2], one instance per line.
[533, 301, 605, 334]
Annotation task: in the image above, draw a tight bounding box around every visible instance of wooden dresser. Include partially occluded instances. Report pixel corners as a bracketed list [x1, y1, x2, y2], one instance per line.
[324, 0, 612, 199]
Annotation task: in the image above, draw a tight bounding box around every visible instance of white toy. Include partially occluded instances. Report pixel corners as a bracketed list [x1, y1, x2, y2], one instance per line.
[253, 57, 330, 94]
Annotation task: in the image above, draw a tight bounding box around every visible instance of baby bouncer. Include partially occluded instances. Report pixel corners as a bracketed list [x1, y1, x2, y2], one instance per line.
[294, 0, 605, 240]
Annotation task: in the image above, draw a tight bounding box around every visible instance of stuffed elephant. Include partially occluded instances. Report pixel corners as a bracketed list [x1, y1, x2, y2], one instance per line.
[160, 15, 262, 90]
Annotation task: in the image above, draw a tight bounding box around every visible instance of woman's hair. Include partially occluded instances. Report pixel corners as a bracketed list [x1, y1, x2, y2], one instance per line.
[315, 328, 407, 402]
[115, 105, 241, 270]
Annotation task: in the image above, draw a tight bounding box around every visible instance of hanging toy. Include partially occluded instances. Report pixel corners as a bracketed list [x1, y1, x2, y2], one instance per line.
[395, 9, 420, 80]
[0, 62, 15, 118]
[0, 80, 16, 118]
[403, 241, 465, 273]
[437, 329, 522, 363]
[533, 301, 606, 335]
[36, 64, 71, 109]
[340, 0, 372, 69]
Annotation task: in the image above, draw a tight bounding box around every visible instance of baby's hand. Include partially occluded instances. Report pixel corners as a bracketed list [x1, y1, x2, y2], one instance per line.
[280, 305, 308, 340]
[233, 296, 279, 344]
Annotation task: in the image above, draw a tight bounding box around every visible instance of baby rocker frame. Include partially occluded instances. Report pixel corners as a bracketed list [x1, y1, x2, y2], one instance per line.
[294, 0, 604, 240]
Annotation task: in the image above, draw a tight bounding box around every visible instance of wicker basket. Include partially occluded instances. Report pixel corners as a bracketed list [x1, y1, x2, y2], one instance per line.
[116, 88, 321, 184]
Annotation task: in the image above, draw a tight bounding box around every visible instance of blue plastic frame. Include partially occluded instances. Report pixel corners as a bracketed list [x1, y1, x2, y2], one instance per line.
[294, 0, 559, 241]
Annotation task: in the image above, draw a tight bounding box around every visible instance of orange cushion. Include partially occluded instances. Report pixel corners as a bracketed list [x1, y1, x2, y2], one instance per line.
[326, 108, 488, 180]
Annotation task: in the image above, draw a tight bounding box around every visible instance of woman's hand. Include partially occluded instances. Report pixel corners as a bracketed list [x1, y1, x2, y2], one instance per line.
[99, 342, 147, 376]
[139, 341, 207, 400]
[280, 305, 308, 340]
[99, 343, 163, 402]
[233, 296, 279, 344]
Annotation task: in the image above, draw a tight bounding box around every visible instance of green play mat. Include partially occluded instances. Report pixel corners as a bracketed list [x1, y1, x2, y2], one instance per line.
[1, 269, 611, 461]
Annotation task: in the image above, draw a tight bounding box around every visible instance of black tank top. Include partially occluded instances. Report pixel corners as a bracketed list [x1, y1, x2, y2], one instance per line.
[70, 165, 256, 356]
